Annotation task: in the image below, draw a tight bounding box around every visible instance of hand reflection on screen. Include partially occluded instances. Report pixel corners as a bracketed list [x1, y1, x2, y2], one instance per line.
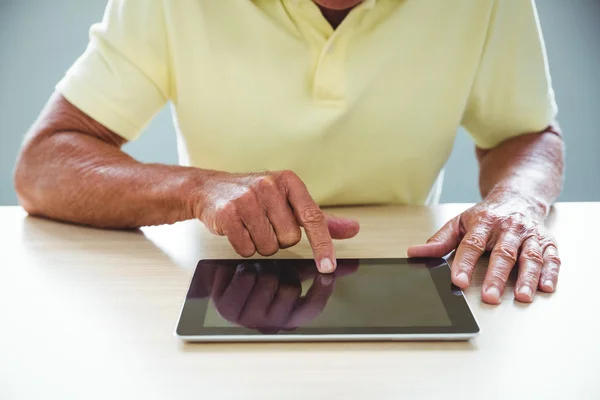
[198, 260, 358, 333]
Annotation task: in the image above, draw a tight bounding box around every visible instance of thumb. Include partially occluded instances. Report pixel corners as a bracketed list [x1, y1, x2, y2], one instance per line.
[407, 216, 461, 258]
[326, 214, 360, 240]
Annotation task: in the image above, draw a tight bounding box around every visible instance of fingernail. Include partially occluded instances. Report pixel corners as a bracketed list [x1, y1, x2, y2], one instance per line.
[485, 286, 500, 300]
[456, 272, 469, 286]
[320, 274, 334, 286]
[319, 258, 335, 273]
[518, 285, 533, 299]
[544, 280, 554, 291]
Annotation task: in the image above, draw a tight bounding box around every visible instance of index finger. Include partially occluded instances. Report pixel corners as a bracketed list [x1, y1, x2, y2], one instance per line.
[296, 258, 360, 282]
[281, 172, 336, 273]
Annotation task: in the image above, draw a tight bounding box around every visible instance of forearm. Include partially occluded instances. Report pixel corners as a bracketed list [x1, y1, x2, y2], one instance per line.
[476, 128, 565, 219]
[14, 132, 201, 228]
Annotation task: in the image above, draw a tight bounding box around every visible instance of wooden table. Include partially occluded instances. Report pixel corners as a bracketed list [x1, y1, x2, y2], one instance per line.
[1, 204, 598, 400]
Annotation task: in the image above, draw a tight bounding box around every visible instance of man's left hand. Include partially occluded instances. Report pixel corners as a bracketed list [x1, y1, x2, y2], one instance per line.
[407, 192, 561, 304]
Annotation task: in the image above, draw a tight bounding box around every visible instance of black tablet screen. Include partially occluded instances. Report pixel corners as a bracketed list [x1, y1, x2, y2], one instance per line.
[177, 258, 479, 337]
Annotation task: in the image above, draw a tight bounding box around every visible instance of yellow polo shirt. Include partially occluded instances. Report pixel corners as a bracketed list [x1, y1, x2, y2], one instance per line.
[56, 0, 557, 206]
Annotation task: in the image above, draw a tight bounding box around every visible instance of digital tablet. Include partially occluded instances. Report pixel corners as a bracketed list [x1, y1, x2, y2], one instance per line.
[175, 258, 479, 342]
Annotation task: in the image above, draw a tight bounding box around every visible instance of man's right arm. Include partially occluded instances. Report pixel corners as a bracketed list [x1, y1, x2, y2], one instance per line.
[14, 93, 202, 229]
[14, 93, 360, 272]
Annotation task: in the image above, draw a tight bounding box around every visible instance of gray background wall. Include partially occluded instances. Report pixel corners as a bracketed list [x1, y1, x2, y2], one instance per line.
[1, 0, 599, 206]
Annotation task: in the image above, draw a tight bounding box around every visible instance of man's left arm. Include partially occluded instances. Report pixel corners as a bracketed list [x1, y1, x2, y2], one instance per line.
[408, 1, 565, 305]
[477, 126, 564, 219]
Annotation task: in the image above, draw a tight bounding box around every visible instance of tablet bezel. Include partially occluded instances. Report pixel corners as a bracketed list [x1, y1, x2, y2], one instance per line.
[175, 258, 480, 340]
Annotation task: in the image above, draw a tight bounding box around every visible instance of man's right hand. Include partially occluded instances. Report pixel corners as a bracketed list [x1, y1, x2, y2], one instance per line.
[192, 170, 360, 273]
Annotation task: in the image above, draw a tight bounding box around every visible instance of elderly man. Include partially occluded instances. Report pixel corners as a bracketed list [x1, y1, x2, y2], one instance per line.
[14, 0, 564, 305]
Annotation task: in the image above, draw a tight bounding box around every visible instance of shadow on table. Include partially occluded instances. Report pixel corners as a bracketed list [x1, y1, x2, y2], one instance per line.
[19, 214, 185, 268]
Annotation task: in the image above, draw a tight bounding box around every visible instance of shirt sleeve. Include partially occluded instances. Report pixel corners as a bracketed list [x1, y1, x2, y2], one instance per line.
[461, 0, 558, 149]
[56, 0, 171, 141]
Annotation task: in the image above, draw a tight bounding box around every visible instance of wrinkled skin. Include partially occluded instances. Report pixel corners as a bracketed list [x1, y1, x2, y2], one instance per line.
[194, 170, 360, 272]
[409, 193, 561, 305]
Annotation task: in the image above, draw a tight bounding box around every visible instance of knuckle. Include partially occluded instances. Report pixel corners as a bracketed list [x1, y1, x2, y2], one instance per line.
[279, 229, 302, 248]
[544, 253, 562, 267]
[479, 211, 500, 225]
[311, 240, 331, 254]
[254, 175, 277, 193]
[278, 170, 299, 183]
[507, 212, 526, 223]
[462, 235, 486, 252]
[494, 244, 519, 263]
[497, 219, 512, 232]
[301, 206, 326, 225]
[496, 212, 526, 231]
[539, 237, 557, 249]
[510, 217, 527, 231]
[521, 248, 544, 265]
[543, 267, 560, 280]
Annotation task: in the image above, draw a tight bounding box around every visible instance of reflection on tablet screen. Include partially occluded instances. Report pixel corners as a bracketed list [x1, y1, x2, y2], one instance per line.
[197, 260, 451, 331]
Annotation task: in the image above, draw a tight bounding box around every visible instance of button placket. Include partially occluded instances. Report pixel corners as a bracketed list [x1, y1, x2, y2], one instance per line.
[288, 0, 374, 104]
[326, 41, 335, 54]
[312, 28, 348, 104]
[316, 1, 378, 103]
